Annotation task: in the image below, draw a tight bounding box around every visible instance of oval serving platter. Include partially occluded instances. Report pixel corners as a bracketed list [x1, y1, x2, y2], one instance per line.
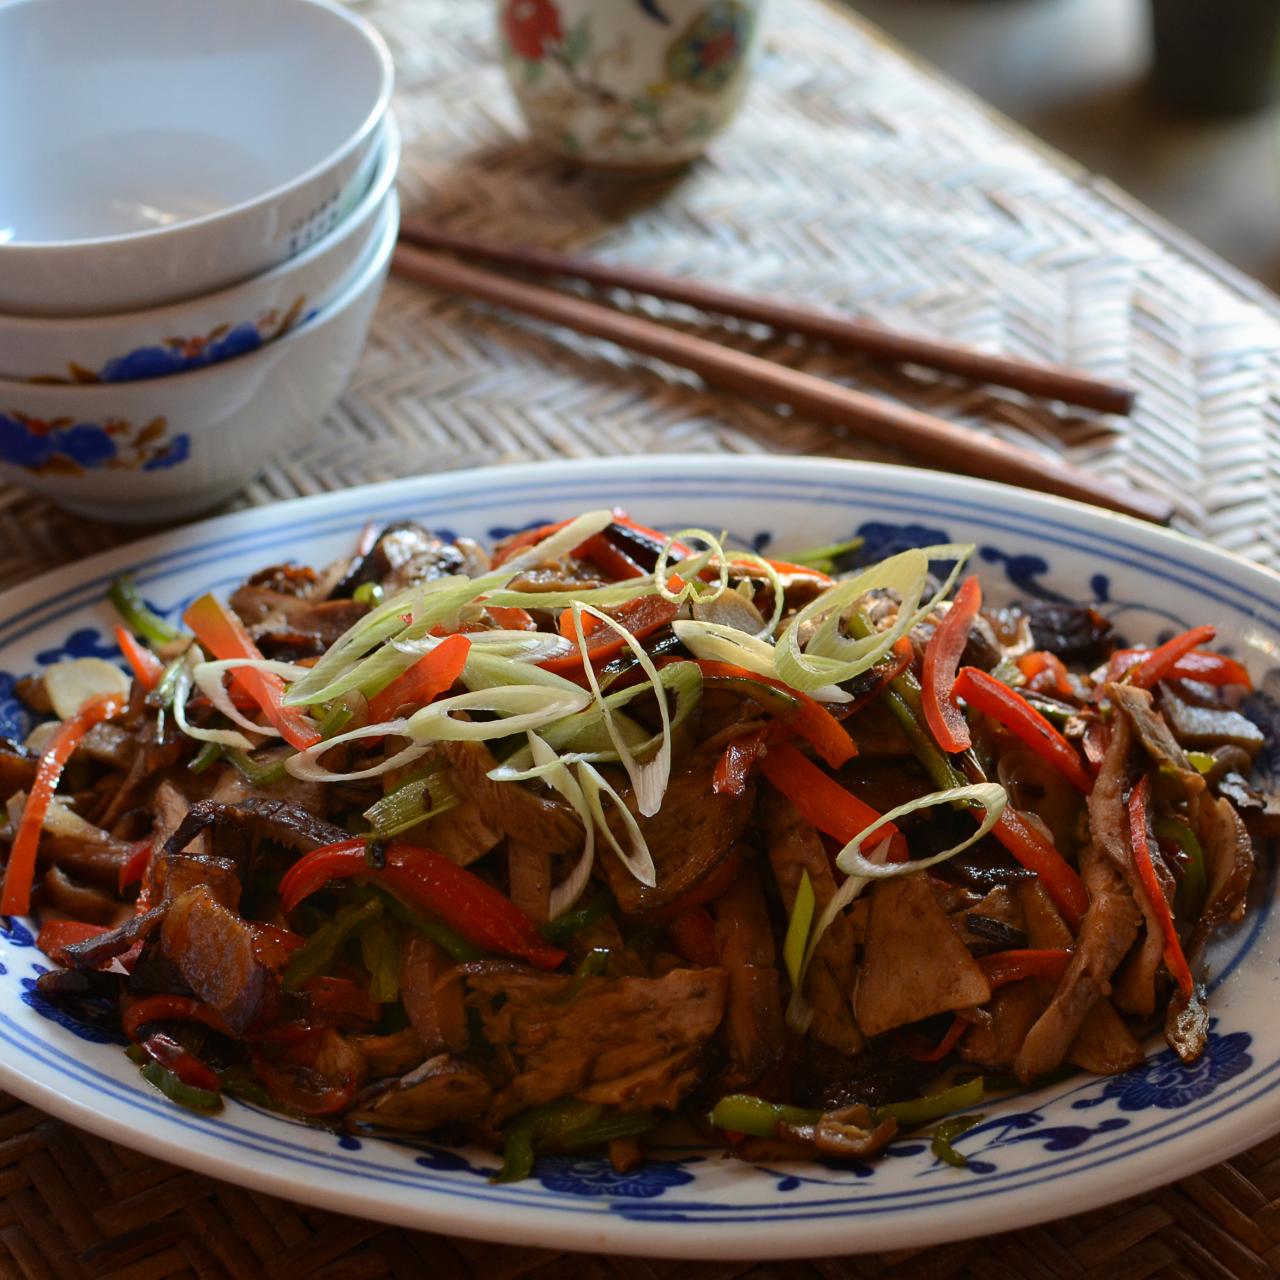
[0, 454, 1277, 1260]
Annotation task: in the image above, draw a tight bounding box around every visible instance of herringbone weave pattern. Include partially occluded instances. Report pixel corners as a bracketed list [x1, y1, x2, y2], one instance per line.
[3, 0, 1280, 1274]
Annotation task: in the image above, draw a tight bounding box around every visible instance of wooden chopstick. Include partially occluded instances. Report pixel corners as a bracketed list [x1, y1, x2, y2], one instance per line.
[391, 243, 1172, 524]
[398, 219, 1135, 416]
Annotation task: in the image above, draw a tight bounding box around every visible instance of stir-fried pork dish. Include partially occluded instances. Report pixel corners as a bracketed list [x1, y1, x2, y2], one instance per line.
[2, 511, 1270, 1176]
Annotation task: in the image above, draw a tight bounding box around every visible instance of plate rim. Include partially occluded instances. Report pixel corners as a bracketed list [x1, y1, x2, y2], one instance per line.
[2, 453, 1279, 1260]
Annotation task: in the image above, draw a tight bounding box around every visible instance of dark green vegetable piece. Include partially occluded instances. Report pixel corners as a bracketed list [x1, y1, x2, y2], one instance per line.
[361, 919, 400, 1003]
[497, 1100, 605, 1182]
[110, 575, 182, 646]
[374, 888, 483, 962]
[542, 888, 616, 945]
[282, 897, 383, 991]
[931, 1114, 981, 1167]
[708, 1094, 822, 1139]
[140, 1060, 221, 1112]
[873, 1077, 984, 1128]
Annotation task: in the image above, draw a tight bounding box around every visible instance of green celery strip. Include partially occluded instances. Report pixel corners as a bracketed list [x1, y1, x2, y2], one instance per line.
[931, 1114, 981, 1168]
[360, 919, 401, 1003]
[1154, 816, 1208, 922]
[497, 1100, 604, 1182]
[140, 1060, 221, 1112]
[188, 742, 223, 774]
[109, 576, 182, 646]
[874, 1077, 984, 1128]
[317, 704, 355, 740]
[558, 1113, 656, 1151]
[374, 889, 483, 962]
[708, 1094, 822, 1139]
[225, 748, 290, 786]
[542, 888, 615, 945]
[364, 764, 460, 840]
[781, 536, 864, 575]
[282, 898, 383, 992]
[782, 870, 815, 990]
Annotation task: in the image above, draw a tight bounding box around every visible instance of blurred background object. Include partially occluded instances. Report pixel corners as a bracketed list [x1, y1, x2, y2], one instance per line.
[497, 0, 764, 171]
[849, 0, 1280, 289]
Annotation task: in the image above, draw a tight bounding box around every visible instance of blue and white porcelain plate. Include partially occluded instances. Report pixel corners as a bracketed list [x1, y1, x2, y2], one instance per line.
[1, 455, 1278, 1259]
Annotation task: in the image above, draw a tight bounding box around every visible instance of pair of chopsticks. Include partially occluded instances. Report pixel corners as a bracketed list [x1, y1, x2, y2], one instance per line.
[392, 220, 1169, 525]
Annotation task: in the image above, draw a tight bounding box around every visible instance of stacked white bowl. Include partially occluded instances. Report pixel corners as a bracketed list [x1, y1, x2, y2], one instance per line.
[0, 0, 398, 522]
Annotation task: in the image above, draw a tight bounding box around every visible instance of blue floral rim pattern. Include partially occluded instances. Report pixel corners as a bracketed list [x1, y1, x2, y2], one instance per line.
[0, 460, 1277, 1251]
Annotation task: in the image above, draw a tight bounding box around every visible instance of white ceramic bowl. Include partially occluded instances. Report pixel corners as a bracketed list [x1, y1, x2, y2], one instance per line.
[0, 0, 393, 317]
[0, 192, 398, 522]
[0, 115, 401, 385]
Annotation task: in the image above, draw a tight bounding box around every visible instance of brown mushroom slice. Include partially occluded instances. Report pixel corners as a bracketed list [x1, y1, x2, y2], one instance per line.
[710, 862, 783, 1088]
[160, 886, 270, 1034]
[1067, 998, 1143, 1075]
[348, 1055, 493, 1133]
[399, 935, 467, 1054]
[960, 980, 1046, 1071]
[153, 853, 240, 909]
[1013, 844, 1141, 1083]
[854, 875, 991, 1038]
[349, 1028, 429, 1079]
[602, 766, 753, 915]
[762, 791, 863, 1055]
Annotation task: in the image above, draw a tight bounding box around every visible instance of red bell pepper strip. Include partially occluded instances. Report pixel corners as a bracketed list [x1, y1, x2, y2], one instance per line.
[1127, 776, 1193, 999]
[123, 994, 234, 1042]
[36, 920, 110, 965]
[904, 1014, 969, 1063]
[279, 839, 567, 970]
[1, 692, 126, 917]
[485, 606, 537, 631]
[183, 593, 320, 751]
[303, 975, 380, 1024]
[667, 907, 720, 968]
[1130, 625, 1217, 691]
[921, 575, 982, 754]
[713, 727, 771, 796]
[367, 633, 471, 723]
[691, 660, 857, 769]
[541, 594, 680, 674]
[979, 948, 1073, 989]
[117, 838, 154, 894]
[990, 808, 1087, 932]
[578, 532, 647, 581]
[114, 626, 164, 691]
[251, 1054, 356, 1116]
[139, 1031, 222, 1094]
[954, 666, 1093, 795]
[759, 741, 897, 847]
[1109, 644, 1250, 690]
[1017, 651, 1074, 698]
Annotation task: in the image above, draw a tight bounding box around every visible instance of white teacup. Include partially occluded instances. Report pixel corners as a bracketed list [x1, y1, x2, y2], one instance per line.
[498, 0, 764, 170]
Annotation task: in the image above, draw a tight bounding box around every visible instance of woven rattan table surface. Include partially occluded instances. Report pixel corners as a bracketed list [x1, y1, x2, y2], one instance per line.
[4, 0, 1280, 1275]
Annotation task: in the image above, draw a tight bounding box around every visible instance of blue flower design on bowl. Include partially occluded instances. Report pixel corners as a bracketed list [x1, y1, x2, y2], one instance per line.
[1073, 1023, 1253, 1113]
[36, 296, 310, 387]
[99, 323, 264, 383]
[0, 411, 190, 475]
[535, 1156, 697, 1198]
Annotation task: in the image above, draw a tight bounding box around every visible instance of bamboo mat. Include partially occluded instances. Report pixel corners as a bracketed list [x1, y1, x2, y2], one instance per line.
[4, 0, 1280, 1274]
